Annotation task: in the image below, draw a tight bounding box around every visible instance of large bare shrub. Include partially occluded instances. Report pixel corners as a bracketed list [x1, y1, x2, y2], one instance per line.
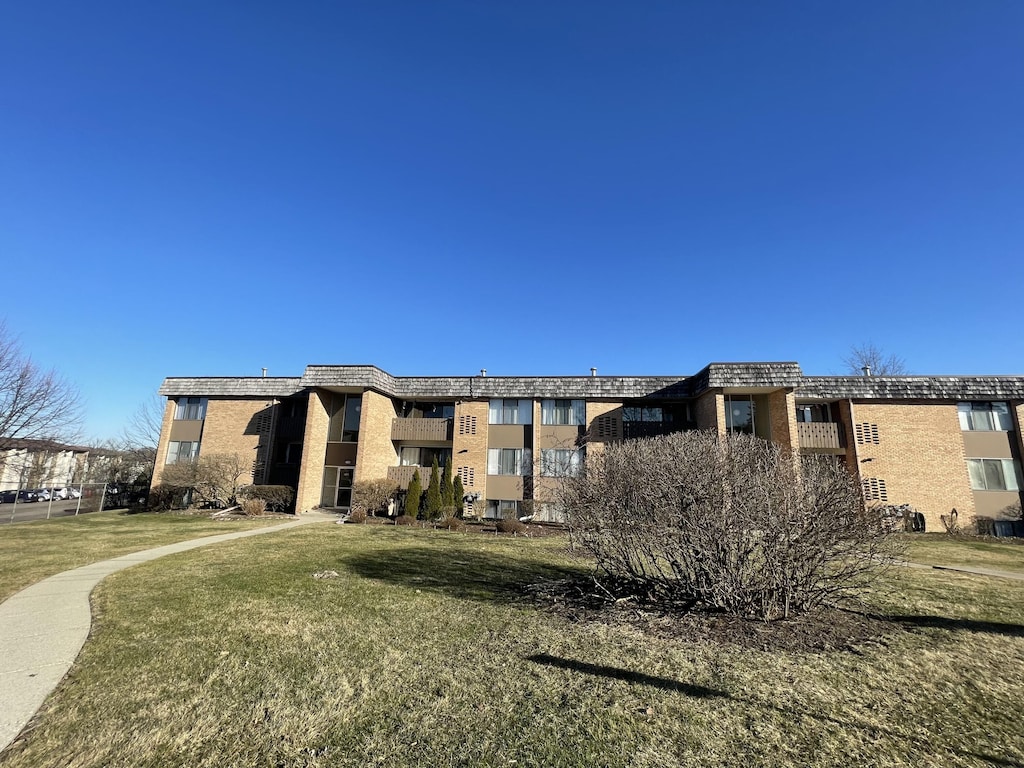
[160, 453, 250, 508]
[560, 430, 896, 621]
[351, 478, 400, 516]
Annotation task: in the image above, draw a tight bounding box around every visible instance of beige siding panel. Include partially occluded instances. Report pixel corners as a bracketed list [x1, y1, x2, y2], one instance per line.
[973, 490, 1023, 518]
[962, 431, 1016, 460]
[486, 475, 524, 501]
[488, 425, 527, 449]
[168, 420, 204, 442]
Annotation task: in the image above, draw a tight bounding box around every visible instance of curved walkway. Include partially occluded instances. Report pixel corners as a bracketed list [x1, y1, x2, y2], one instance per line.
[0, 513, 334, 751]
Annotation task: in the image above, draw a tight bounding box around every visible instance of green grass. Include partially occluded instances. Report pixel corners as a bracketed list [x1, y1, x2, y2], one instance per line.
[900, 532, 1024, 573]
[2, 524, 1022, 768]
[0, 511, 282, 601]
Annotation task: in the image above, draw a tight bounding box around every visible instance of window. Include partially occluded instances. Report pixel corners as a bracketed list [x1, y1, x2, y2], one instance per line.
[958, 402, 1013, 431]
[540, 448, 583, 477]
[487, 448, 531, 476]
[401, 401, 455, 419]
[541, 399, 585, 426]
[967, 459, 1022, 491]
[174, 397, 207, 421]
[725, 395, 754, 434]
[485, 499, 520, 519]
[166, 441, 200, 464]
[328, 394, 362, 442]
[399, 446, 452, 468]
[488, 399, 532, 425]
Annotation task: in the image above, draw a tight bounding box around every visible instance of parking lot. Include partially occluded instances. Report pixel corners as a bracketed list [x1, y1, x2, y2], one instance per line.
[0, 497, 102, 525]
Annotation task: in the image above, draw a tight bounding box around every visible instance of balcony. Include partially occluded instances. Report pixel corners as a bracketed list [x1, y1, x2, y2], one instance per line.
[391, 417, 453, 442]
[387, 465, 427, 487]
[797, 422, 845, 451]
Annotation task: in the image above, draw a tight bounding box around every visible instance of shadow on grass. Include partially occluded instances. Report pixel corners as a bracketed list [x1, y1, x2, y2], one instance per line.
[527, 653, 728, 698]
[340, 544, 587, 604]
[840, 609, 1024, 639]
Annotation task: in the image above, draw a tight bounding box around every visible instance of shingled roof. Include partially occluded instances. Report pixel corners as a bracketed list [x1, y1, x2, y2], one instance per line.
[797, 376, 1024, 400]
[159, 377, 304, 398]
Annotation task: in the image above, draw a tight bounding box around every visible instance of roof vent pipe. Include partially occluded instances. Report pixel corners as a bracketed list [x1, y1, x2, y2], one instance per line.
[262, 367, 267, 378]
[480, 368, 487, 377]
[862, 365, 871, 377]
[590, 367, 597, 377]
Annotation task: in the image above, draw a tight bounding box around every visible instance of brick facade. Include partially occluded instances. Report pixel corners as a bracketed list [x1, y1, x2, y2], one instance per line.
[150, 399, 178, 486]
[354, 390, 398, 483]
[295, 390, 330, 513]
[850, 402, 974, 531]
[453, 399, 488, 501]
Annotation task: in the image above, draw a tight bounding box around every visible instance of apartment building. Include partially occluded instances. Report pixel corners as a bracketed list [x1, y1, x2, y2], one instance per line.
[154, 362, 1024, 532]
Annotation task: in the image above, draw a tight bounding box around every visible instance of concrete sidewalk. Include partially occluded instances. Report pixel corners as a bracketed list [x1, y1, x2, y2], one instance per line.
[0, 513, 334, 751]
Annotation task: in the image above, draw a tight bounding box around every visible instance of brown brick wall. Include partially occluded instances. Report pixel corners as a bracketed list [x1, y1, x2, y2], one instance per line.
[355, 390, 398, 482]
[769, 390, 800, 453]
[851, 402, 974, 531]
[150, 398, 177, 487]
[585, 401, 622, 454]
[295, 390, 330, 513]
[453, 399, 488, 500]
[199, 398, 274, 486]
[695, 392, 724, 431]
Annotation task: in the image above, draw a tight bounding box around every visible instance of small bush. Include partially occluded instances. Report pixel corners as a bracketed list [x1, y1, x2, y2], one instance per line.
[973, 516, 996, 536]
[347, 508, 367, 524]
[237, 485, 295, 513]
[438, 516, 464, 531]
[496, 518, 527, 535]
[352, 478, 399, 516]
[240, 497, 266, 516]
[147, 484, 190, 512]
[395, 514, 418, 526]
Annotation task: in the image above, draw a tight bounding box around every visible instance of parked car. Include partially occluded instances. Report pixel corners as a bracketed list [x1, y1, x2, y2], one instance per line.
[35, 489, 52, 502]
[0, 489, 39, 503]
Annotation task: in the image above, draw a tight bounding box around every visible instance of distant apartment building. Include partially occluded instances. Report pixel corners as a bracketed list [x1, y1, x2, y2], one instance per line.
[153, 363, 1024, 532]
[0, 439, 125, 491]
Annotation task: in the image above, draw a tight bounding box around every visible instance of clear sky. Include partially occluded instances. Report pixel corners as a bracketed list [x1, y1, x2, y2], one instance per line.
[2, 1, 1022, 442]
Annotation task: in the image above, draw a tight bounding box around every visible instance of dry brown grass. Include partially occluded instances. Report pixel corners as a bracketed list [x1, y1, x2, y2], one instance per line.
[1, 525, 1021, 767]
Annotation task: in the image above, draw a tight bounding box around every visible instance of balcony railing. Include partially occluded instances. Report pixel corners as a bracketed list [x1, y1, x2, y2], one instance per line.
[391, 417, 453, 442]
[387, 465, 426, 487]
[797, 422, 844, 450]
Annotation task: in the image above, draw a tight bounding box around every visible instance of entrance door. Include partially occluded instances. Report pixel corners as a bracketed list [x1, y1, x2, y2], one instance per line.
[321, 466, 355, 508]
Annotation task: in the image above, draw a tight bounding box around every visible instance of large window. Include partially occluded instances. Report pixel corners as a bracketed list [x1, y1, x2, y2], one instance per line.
[174, 397, 207, 420]
[399, 446, 452, 468]
[541, 399, 585, 426]
[967, 459, 1022, 491]
[328, 394, 363, 442]
[489, 399, 532, 425]
[487, 448, 532, 476]
[958, 402, 1013, 431]
[165, 441, 200, 464]
[540, 448, 583, 477]
[485, 499, 520, 519]
[725, 395, 754, 434]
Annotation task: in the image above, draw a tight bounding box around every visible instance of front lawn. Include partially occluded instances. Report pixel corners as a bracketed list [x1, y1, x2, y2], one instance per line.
[0, 511, 282, 602]
[900, 533, 1024, 574]
[1, 524, 1022, 767]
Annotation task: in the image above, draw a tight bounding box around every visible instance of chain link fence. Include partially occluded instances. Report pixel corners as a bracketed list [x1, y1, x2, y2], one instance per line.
[1, 483, 128, 524]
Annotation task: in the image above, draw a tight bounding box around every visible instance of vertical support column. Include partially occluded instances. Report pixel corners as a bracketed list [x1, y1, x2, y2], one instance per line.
[295, 389, 331, 514]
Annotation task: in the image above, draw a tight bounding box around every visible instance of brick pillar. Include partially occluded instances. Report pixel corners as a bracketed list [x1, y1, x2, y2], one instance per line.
[295, 389, 330, 514]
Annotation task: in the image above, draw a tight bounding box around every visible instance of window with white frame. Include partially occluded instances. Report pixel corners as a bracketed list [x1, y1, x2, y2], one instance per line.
[541, 399, 585, 426]
[487, 448, 531, 476]
[967, 458, 1022, 491]
[488, 399, 532, 425]
[174, 397, 207, 421]
[166, 441, 200, 464]
[958, 402, 1013, 431]
[540, 448, 583, 477]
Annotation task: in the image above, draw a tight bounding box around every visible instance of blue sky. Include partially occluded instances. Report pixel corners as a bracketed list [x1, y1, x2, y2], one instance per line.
[2, 1, 1022, 441]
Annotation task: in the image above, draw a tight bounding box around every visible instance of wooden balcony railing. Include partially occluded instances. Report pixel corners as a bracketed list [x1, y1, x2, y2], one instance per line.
[391, 418, 453, 442]
[797, 422, 844, 450]
[387, 465, 426, 488]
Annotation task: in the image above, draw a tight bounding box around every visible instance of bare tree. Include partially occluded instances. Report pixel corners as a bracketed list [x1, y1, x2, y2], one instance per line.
[120, 393, 165, 480]
[0, 321, 83, 450]
[842, 342, 908, 376]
